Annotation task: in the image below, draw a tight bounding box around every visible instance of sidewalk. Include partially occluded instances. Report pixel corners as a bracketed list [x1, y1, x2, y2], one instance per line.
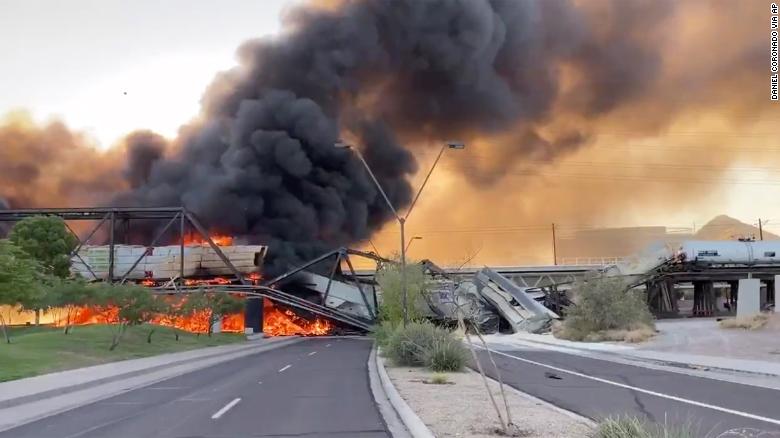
[0, 338, 300, 415]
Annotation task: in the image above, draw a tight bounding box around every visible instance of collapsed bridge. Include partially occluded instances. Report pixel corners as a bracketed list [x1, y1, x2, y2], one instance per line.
[0, 207, 378, 335]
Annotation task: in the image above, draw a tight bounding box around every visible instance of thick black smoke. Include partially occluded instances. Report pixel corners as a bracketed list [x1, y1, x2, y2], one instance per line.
[123, 131, 167, 189]
[116, 0, 671, 273]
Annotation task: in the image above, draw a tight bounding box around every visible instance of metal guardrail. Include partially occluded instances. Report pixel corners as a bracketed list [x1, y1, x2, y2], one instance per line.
[558, 256, 625, 266]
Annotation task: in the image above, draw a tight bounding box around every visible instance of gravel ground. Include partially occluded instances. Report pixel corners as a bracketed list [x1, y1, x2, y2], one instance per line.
[641, 317, 780, 362]
[385, 362, 593, 438]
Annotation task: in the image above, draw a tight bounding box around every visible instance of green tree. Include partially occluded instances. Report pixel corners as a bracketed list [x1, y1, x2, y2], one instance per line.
[375, 259, 428, 323]
[0, 240, 40, 343]
[9, 216, 78, 325]
[9, 216, 77, 278]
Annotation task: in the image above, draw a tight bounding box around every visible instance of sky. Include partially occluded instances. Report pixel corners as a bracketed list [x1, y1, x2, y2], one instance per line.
[1, 0, 779, 267]
[0, 0, 292, 146]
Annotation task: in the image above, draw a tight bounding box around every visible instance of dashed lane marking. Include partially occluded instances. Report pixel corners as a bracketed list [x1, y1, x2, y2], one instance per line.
[211, 398, 241, 420]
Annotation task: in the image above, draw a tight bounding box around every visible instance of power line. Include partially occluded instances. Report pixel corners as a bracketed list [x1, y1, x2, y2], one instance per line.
[438, 163, 780, 186]
[454, 155, 780, 173]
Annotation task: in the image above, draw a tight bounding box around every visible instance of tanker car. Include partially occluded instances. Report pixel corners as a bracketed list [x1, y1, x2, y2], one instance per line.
[676, 240, 780, 266]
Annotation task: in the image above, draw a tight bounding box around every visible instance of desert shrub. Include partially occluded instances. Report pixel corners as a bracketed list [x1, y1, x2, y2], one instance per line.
[422, 336, 467, 372]
[429, 373, 450, 384]
[593, 416, 699, 438]
[558, 277, 655, 342]
[373, 321, 400, 348]
[385, 321, 441, 366]
[719, 313, 769, 330]
[384, 321, 465, 371]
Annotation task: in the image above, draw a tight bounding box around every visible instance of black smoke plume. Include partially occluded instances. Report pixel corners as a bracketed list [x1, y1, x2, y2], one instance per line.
[114, 0, 671, 274]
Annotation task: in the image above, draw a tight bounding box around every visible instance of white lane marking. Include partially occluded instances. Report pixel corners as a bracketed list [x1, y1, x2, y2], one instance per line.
[211, 398, 241, 420]
[146, 386, 185, 390]
[100, 401, 144, 405]
[308, 351, 317, 356]
[326, 343, 331, 347]
[258, 381, 263, 385]
[487, 348, 780, 427]
[279, 364, 292, 373]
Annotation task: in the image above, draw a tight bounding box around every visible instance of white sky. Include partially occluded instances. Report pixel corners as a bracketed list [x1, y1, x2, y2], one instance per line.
[0, 0, 293, 146]
[2, 0, 780, 263]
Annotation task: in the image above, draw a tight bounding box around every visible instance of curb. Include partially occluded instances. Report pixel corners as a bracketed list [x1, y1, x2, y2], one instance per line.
[373, 346, 435, 438]
[0, 337, 302, 432]
[0, 337, 301, 410]
[367, 347, 411, 438]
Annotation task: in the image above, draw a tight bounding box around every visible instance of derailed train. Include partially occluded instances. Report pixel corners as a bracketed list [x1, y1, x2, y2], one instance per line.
[676, 240, 780, 266]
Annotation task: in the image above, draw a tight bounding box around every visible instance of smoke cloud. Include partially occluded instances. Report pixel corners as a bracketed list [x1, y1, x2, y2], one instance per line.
[0, 0, 773, 271]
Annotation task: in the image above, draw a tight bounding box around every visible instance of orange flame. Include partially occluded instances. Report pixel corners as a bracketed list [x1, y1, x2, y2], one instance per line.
[246, 272, 263, 284]
[263, 300, 332, 336]
[181, 233, 233, 246]
[54, 304, 244, 334]
[184, 277, 233, 286]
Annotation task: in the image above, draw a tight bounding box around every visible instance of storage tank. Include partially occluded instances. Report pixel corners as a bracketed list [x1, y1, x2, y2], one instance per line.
[678, 240, 780, 265]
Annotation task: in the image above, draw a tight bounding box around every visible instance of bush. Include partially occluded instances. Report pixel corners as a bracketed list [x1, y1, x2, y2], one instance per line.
[593, 416, 699, 438]
[428, 373, 450, 384]
[373, 321, 400, 348]
[385, 321, 440, 366]
[383, 321, 466, 371]
[422, 337, 467, 372]
[558, 277, 655, 343]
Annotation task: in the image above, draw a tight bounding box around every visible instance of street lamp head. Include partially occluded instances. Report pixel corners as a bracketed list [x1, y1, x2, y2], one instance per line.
[334, 140, 352, 149]
[446, 141, 466, 149]
[412, 236, 422, 241]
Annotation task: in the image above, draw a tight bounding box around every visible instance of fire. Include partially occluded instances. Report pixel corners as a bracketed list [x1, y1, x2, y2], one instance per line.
[55, 306, 119, 325]
[184, 277, 233, 286]
[53, 305, 244, 334]
[263, 300, 332, 336]
[181, 233, 233, 246]
[246, 272, 263, 284]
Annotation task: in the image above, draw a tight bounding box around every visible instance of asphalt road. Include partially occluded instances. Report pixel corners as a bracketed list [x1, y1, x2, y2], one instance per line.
[2, 338, 389, 438]
[477, 345, 780, 436]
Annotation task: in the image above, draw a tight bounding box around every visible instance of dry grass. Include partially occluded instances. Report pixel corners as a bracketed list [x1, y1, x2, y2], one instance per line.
[554, 322, 655, 343]
[593, 416, 699, 438]
[719, 313, 770, 330]
[427, 373, 450, 384]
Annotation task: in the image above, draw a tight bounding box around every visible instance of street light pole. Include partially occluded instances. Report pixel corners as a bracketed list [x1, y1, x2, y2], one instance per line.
[336, 140, 464, 326]
[405, 236, 422, 253]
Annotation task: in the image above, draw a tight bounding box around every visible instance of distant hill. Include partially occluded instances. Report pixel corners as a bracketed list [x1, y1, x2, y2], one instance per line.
[694, 215, 778, 240]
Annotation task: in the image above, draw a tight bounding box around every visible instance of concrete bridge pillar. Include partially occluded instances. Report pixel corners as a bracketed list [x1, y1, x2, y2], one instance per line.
[692, 281, 715, 317]
[737, 279, 761, 318]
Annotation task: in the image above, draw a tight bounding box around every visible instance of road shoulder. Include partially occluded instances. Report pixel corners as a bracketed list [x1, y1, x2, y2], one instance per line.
[378, 352, 592, 437]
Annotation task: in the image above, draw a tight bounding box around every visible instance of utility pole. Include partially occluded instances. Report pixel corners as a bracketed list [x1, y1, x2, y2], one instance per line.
[551, 223, 557, 265]
[759, 218, 764, 240]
